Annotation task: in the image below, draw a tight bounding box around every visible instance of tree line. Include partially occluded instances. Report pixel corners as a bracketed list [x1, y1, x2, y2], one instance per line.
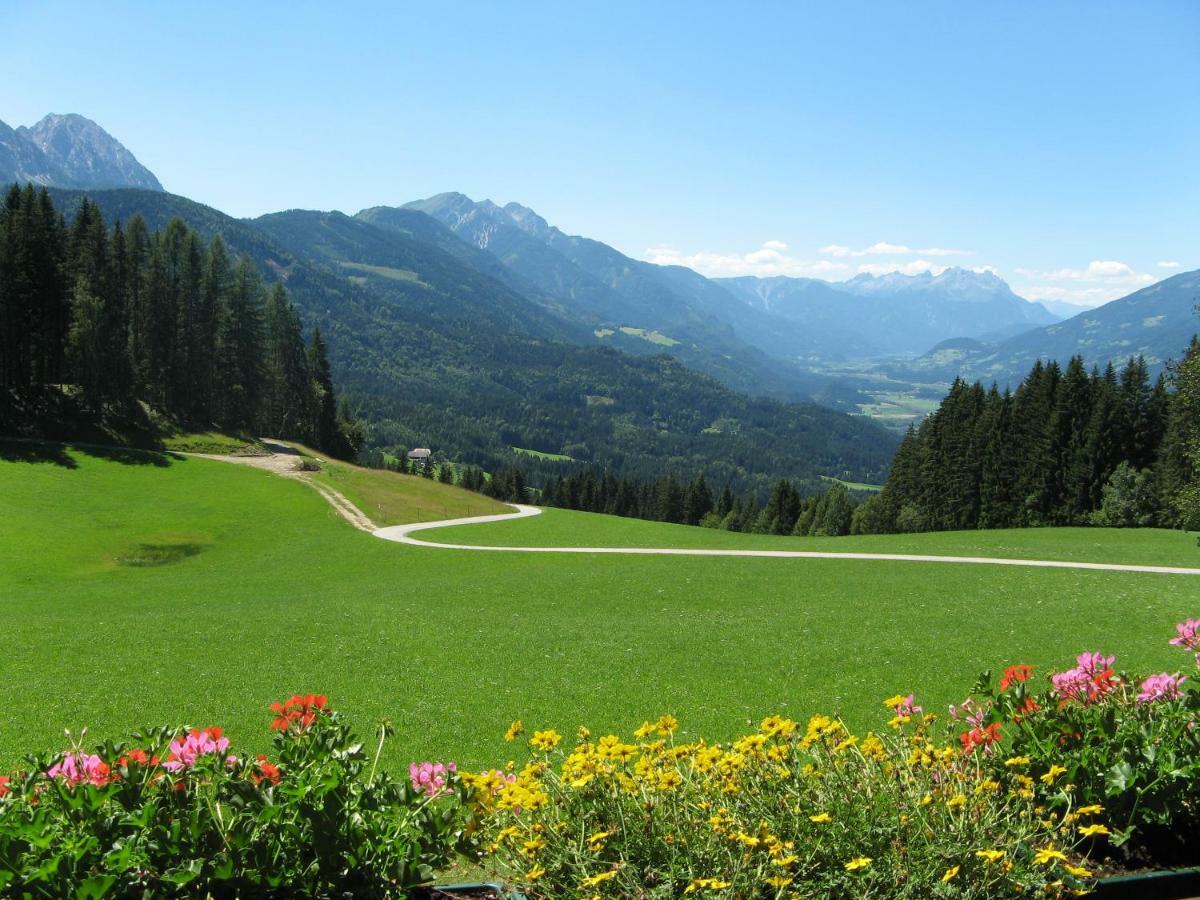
[0, 185, 360, 456]
[538, 468, 862, 536]
[853, 344, 1200, 534]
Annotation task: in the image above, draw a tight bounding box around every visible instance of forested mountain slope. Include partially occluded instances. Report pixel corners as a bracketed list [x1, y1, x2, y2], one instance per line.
[39, 187, 897, 493]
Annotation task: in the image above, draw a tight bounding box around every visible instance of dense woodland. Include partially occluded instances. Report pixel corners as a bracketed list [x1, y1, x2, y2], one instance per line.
[855, 346, 1200, 534]
[0, 185, 360, 456]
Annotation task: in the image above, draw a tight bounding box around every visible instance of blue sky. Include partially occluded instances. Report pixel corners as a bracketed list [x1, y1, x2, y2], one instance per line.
[2, 1, 1196, 308]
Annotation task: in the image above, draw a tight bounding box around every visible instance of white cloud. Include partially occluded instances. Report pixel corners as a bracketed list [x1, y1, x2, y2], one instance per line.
[1013, 259, 1158, 309]
[643, 241, 854, 278]
[1043, 260, 1153, 285]
[1157, 260, 1181, 269]
[818, 241, 973, 258]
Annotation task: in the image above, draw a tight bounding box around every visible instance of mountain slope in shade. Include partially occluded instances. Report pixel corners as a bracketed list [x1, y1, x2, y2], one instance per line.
[1, 114, 162, 190]
[896, 269, 1200, 386]
[718, 268, 1059, 358]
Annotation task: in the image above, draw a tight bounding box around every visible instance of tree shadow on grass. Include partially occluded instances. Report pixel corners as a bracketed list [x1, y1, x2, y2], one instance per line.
[0, 440, 78, 468]
[71, 443, 177, 468]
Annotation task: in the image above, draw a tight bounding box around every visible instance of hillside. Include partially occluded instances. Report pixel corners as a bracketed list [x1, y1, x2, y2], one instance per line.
[41, 187, 898, 491]
[395, 193, 862, 406]
[892, 269, 1200, 385]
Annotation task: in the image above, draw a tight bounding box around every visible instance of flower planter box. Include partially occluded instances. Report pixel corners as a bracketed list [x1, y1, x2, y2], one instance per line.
[1092, 866, 1200, 900]
[416, 883, 527, 899]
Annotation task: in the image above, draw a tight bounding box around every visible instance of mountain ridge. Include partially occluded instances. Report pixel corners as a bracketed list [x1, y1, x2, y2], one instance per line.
[0, 113, 162, 190]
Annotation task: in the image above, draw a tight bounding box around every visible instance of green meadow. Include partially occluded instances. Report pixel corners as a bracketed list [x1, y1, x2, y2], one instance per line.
[3, 442, 1198, 777]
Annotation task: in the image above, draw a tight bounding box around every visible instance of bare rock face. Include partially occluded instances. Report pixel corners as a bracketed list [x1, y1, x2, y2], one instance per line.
[1, 113, 162, 191]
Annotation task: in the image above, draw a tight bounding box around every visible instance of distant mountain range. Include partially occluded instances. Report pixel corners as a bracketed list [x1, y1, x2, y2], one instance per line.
[889, 269, 1200, 386]
[718, 268, 1060, 358]
[5, 114, 1196, 446]
[0, 114, 162, 191]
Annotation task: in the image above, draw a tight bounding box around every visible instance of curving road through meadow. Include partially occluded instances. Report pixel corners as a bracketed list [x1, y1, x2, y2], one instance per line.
[373, 504, 1200, 576]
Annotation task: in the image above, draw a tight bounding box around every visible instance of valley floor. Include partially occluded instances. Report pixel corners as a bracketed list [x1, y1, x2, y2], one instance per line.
[3, 441, 1198, 778]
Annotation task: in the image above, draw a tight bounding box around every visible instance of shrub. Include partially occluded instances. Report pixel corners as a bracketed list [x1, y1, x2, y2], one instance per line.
[465, 712, 1092, 897]
[959, 621, 1200, 866]
[0, 695, 468, 897]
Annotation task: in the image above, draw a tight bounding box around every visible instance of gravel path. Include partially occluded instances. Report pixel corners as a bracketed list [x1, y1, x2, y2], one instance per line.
[374, 504, 1200, 576]
[187, 442, 375, 532]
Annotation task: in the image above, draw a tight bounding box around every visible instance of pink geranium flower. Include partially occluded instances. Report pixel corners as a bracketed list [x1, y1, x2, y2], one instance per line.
[1137, 672, 1186, 704]
[409, 761, 457, 797]
[46, 752, 112, 788]
[163, 727, 236, 772]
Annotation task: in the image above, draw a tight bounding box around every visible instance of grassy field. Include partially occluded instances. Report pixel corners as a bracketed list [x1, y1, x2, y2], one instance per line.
[511, 446, 575, 462]
[424, 507, 1200, 567]
[821, 474, 883, 492]
[303, 451, 509, 526]
[3, 442, 1198, 778]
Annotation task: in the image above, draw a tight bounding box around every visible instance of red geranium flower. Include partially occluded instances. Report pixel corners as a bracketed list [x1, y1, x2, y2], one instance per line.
[1000, 664, 1033, 692]
[960, 722, 1003, 753]
[270, 694, 332, 732]
[251, 755, 282, 786]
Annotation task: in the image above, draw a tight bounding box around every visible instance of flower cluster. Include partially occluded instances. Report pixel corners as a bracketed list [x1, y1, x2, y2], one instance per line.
[409, 760, 457, 797]
[46, 751, 112, 788]
[163, 726, 236, 772]
[1050, 652, 1118, 704]
[468, 708, 1092, 898]
[0, 695, 468, 898]
[269, 693, 331, 732]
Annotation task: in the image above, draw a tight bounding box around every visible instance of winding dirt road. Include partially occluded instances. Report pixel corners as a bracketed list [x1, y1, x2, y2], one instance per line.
[374, 504, 1200, 576]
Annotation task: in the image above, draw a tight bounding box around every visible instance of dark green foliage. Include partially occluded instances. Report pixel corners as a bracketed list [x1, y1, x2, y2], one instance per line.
[0, 703, 469, 896]
[863, 343, 1200, 534]
[0, 188, 358, 456]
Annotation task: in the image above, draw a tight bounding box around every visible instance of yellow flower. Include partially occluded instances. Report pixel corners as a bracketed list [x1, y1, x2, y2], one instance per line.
[844, 857, 872, 871]
[884, 694, 907, 709]
[587, 830, 612, 848]
[765, 874, 794, 887]
[524, 864, 545, 881]
[656, 714, 679, 735]
[1076, 804, 1104, 815]
[633, 720, 656, 739]
[530, 729, 562, 752]
[809, 812, 832, 823]
[1034, 847, 1068, 865]
[947, 793, 968, 809]
[1004, 755, 1031, 767]
[684, 877, 731, 893]
[1079, 824, 1110, 837]
[1064, 864, 1093, 878]
[976, 849, 1005, 864]
[1040, 764, 1067, 785]
[760, 714, 797, 737]
[657, 770, 683, 791]
[581, 869, 619, 887]
[504, 720, 524, 742]
[942, 866, 960, 882]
